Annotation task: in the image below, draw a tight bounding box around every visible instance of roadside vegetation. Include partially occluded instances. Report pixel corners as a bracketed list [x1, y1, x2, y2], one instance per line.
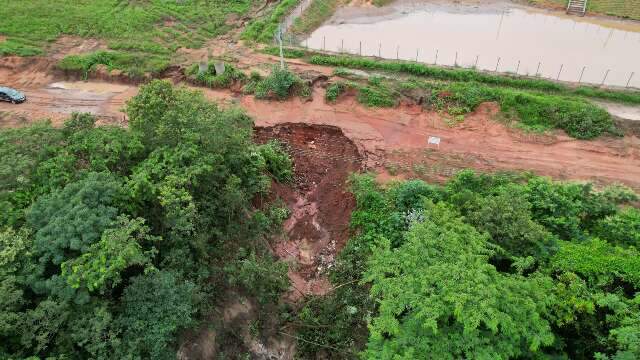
[0, 80, 293, 358]
[326, 72, 615, 139]
[58, 50, 170, 80]
[185, 62, 310, 100]
[185, 62, 247, 89]
[310, 54, 640, 105]
[427, 81, 615, 139]
[296, 171, 640, 359]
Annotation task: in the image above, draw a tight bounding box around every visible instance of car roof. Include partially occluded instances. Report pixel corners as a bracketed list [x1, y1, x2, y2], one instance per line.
[0, 86, 22, 96]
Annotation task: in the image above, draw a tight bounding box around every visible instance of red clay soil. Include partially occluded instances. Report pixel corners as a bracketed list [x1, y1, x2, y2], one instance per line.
[242, 91, 640, 191]
[1, 49, 639, 190]
[254, 123, 363, 301]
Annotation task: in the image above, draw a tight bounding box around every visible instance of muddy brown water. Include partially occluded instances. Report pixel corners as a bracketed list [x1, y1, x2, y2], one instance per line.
[304, 0, 640, 87]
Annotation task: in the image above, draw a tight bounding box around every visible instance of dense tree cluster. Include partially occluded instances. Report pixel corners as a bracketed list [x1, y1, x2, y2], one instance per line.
[0, 80, 291, 359]
[297, 172, 640, 359]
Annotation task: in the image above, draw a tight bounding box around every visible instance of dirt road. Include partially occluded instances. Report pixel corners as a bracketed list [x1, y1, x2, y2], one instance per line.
[1, 53, 640, 190]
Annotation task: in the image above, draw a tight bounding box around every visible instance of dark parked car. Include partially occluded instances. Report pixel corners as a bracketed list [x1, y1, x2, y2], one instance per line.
[0, 86, 26, 104]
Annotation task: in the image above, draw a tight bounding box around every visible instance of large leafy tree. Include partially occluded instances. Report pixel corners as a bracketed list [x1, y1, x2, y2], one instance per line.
[0, 80, 292, 359]
[306, 172, 640, 359]
[116, 271, 199, 359]
[61, 216, 159, 293]
[27, 172, 125, 267]
[363, 202, 555, 359]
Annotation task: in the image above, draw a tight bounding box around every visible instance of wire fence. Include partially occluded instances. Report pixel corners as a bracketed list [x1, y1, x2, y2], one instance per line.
[276, 3, 640, 89]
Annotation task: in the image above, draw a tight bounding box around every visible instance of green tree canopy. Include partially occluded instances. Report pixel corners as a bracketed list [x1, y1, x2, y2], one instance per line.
[364, 202, 555, 359]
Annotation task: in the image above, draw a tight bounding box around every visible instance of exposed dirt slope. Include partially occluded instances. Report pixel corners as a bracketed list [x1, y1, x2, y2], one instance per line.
[255, 123, 362, 301]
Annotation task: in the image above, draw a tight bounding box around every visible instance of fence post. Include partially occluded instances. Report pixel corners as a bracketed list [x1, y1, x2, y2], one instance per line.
[435, 49, 438, 64]
[396, 45, 399, 60]
[359, 41, 362, 56]
[626, 72, 635, 88]
[557, 64, 563, 80]
[474, 55, 479, 68]
[601, 69, 610, 86]
[578, 66, 586, 83]
[515, 60, 520, 75]
[536, 62, 541, 77]
[378, 43, 381, 57]
[416, 48, 419, 62]
[323, 36, 326, 51]
[495, 57, 501, 72]
[341, 39, 344, 53]
[454, 51, 458, 67]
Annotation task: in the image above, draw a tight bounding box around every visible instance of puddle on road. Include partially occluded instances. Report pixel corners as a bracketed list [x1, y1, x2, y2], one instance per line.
[41, 81, 130, 115]
[48, 81, 130, 93]
[305, 0, 640, 87]
[594, 100, 640, 121]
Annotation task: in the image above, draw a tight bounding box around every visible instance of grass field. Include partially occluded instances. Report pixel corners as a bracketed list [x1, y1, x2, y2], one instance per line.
[0, 0, 257, 73]
[530, 0, 640, 20]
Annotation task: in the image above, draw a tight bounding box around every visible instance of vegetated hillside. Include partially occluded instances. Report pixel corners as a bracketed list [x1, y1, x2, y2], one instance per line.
[0, 80, 293, 359]
[0, 0, 257, 75]
[531, 0, 640, 20]
[295, 171, 640, 359]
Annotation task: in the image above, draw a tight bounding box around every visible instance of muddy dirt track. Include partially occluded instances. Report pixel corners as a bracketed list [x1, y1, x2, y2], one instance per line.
[1, 49, 640, 191]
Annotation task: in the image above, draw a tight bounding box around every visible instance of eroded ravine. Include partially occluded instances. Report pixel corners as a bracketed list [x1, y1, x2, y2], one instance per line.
[255, 123, 363, 301]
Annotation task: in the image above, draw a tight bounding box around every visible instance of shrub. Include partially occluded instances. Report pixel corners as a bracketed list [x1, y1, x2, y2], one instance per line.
[185, 62, 247, 89]
[325, 82, 347, 102]
[258, 140, 293, 182]
[254, 66, 308, 100]
[357, 84, 396, 107]
[224, 250, 289, 304]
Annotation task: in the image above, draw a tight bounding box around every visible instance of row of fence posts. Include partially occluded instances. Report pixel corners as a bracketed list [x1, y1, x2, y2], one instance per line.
[293, 35, 637, 88]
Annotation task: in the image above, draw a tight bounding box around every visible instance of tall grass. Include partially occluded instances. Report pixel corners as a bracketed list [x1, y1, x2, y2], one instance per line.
[242, 0, 301, 43]
[248, 66, 310, 100]
[309, 54, 640, 105]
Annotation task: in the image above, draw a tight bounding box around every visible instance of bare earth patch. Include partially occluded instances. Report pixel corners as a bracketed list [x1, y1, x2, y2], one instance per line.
[255, 123, 363, 301]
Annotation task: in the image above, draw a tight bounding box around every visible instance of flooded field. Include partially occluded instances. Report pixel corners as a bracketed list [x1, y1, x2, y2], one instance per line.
[304, 0, 640, 87]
